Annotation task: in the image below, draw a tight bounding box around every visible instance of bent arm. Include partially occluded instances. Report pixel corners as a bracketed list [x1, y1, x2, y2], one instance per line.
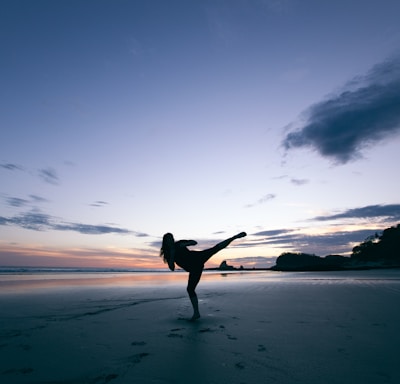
[179, 240, 197, 247]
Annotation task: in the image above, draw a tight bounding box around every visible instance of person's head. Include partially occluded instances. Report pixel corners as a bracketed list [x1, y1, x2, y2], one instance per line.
[160, 233, 175, 263]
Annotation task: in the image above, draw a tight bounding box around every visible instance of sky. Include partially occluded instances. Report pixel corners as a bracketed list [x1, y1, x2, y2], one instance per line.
[1, 0, 400, 269]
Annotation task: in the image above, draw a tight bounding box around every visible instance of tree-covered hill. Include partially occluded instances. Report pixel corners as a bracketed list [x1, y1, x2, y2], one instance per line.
[351, 224, 400, 264]
[272, 224, 400, 271]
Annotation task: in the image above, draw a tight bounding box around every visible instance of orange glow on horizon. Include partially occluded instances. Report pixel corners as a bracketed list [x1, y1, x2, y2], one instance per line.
[0, 244, 162, 269]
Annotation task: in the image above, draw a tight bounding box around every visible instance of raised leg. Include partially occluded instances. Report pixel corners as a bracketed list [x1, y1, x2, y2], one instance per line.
[215, 232, 247, 251]
[201, 232, 247, 263]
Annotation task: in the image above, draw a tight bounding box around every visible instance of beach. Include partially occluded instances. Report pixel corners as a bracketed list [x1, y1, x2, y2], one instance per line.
[1, 269, 399, 384]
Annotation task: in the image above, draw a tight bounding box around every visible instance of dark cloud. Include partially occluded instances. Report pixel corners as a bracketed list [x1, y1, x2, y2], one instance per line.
[0, 210, 143, 236]
[245, 193, 276, 208]
[38, 167, 59, 185]
[313, 204, 400, 222]
[282, 55, 400, 163]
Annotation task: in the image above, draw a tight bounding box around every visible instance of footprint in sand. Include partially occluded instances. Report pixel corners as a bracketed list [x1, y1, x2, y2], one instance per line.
[93, 373, 119, 383]
[130, 353, 150, 365]
[235, 362, 245, 370]
[19, 344, 32, 351]
[131, 341, 147, 346]
[257, 344, 266, 352]
[168, 328, 185, 338]
[168, 333, 183, 338]
[2, 367, 34, 375]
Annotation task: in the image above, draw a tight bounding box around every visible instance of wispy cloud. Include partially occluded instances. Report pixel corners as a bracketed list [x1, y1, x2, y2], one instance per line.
[312, 204, 400, 222]
[132, 231, 149, 238]
[29, 194, 49, 203]
[0, 210, 146, 236]
[53, 223, 132, 235]
[89, 201, 109, 207]
[245, 193, 276, 208]
[38, 167, 59, 185]
[6, 211, 51, 231]
[0, 163, 24, 171]
[1, 162, 62, 186]
[6, 197, 30, 208]
[290, 178, 309, 186]
[4, 194, 49, 208]
[253, 229, 293, 237]
[282, 55, 400, 164]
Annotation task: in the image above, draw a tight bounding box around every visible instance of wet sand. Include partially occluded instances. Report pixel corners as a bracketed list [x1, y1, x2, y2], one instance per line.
[1, 270, 399, 383]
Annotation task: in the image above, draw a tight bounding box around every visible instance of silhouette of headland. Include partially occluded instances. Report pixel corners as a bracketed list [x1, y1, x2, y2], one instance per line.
[207, 224, 400, 272]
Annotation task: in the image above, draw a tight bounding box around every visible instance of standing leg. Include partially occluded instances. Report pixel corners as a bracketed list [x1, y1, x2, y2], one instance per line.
[187, 269, 203, 321]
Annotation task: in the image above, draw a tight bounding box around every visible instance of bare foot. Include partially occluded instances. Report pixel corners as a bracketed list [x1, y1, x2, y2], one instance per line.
[235, 232, 247, 239]
[190, 313, 201, 322]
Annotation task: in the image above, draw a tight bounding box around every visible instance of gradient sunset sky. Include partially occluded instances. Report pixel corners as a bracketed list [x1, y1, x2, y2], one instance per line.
[1, 0, 400, 269]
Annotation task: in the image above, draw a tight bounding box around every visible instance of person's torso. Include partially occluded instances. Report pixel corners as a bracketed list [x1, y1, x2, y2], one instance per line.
[174, 242, 191, 271]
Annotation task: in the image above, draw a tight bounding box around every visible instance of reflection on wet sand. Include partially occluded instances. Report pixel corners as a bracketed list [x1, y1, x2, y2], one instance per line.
[0, 271, 256, 294]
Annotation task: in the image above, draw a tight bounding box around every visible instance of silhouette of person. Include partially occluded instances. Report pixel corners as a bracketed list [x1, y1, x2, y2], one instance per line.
[160, 232, 247, 320]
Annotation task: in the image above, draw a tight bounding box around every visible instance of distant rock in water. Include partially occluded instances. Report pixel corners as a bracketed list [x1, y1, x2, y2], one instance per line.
[218, 260, 236, 271]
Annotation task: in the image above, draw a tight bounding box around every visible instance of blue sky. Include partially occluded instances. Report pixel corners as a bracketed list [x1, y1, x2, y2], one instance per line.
[1, 0, 400, 268]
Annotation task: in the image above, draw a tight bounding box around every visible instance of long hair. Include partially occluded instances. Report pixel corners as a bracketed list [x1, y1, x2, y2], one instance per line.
[160, 233, 174, 264]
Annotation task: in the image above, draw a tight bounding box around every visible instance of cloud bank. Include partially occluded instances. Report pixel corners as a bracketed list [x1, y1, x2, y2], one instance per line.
[250, 203, 400, 255]
[252, 228, 379, 255]
[283, 55, 400, 163]
[312, 204, 400, 222]
[0, 210, 146, 236]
